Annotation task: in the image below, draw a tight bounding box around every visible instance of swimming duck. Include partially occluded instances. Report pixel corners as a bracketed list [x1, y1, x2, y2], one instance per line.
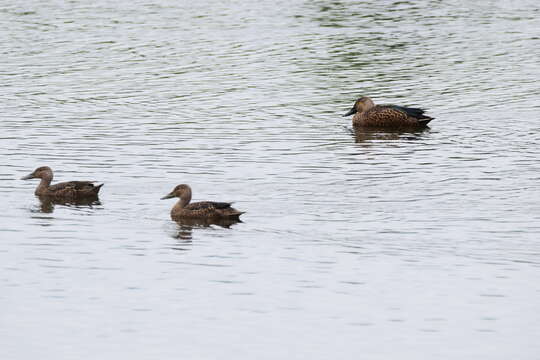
[161, 184, 244, 220]
[344, 96, 434, 128]
[21, 166, 103, 199]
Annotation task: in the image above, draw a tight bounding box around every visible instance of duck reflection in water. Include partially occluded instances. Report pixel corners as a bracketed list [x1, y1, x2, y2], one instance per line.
[351, 126, 431, 143]
[174, 216, 243, 229]
[35, 196, 101, 213]
[170, 223, 194, 250]
[169, 218, 242, 250]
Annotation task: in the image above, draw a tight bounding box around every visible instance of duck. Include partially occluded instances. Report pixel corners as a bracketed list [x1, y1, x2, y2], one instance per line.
[161, 184, 244, 221]
[21, 166, 103, 199]
[343, 96, 434, 128]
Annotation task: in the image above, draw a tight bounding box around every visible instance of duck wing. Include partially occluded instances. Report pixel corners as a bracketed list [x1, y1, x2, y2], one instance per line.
[186, 201, 233, 210]
[47, 181, 103, 198]
[383, 105, 432, 120]
[49, 181, 98, 192]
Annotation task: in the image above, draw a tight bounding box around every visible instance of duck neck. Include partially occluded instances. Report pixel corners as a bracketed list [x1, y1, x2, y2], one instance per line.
[172, 192, 191, 213]
[35, 174, 52, 195]
[180, 190, 192, 207]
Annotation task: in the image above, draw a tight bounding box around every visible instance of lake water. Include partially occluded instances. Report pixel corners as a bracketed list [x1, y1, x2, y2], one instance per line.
[1, 1, 540, 359]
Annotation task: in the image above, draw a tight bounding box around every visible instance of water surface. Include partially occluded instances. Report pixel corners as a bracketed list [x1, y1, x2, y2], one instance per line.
[1, 1, 540, 359]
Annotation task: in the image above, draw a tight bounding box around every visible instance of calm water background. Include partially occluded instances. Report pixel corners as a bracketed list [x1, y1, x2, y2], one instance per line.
[1, 1, 540, 359]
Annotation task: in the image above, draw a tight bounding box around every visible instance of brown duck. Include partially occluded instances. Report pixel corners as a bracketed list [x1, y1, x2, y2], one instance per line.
[21, 166, 103, 199]
[161, 184, 244, 220]
[344, 96, 434, 128]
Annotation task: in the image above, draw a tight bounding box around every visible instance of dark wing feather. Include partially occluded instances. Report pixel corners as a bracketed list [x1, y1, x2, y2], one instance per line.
[47, 181, 102, 198]
[385, 105, 431, 120]
[49, 181, 97, 191]
[186, 201, 233, 211]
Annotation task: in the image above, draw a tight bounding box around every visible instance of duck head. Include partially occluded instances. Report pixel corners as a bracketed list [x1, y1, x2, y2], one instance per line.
[161, 184, 192, 200]
[343, 96, 375, 116]
[21, 166, 53, 181]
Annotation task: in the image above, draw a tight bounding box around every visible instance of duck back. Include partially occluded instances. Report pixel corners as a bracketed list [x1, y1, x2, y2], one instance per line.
[45, 181, 103, 198]
[355, 105, 433, 127]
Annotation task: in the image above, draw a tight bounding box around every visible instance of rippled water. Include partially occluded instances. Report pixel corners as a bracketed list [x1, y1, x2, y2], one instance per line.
[1, 1, 540, 359]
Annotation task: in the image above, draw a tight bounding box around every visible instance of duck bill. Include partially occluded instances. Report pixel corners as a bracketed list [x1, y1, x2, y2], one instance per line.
[21, 173, 35, 180]
[343, 106, 357, 117]
[161, 193, 174, 200]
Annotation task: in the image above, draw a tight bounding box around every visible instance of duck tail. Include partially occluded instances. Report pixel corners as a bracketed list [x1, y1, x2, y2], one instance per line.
[94, 183, 104, 194]
[418, 117, 433, 126]
[226, 210, 245, 218]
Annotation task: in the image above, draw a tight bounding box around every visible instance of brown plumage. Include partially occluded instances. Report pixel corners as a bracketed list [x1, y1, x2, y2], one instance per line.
[161, 184, 244, 221]
[344, 96, 434, 128]
[21, 166, 103, 199]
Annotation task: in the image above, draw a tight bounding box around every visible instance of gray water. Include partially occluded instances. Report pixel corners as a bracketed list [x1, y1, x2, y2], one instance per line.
[1, 1, 540, 359]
